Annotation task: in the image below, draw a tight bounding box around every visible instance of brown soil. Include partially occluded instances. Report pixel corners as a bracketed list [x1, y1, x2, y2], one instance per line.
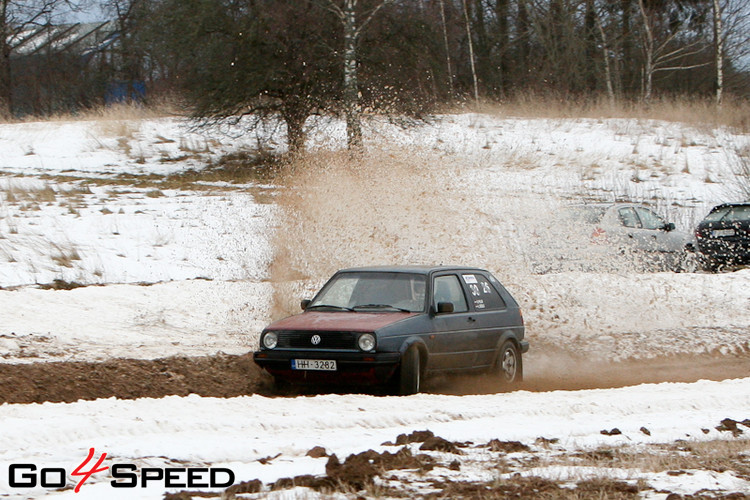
[0, 353, 272, 404]
[1, 350, 749, 404]
[176, 436, 653, 499]
[424, 350, 750, 395]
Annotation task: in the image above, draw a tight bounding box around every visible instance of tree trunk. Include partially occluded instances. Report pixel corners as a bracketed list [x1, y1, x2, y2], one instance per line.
[712, 0, 723, 106]
[0, 40, 10, 117]
[621, 0, 633, 94]
[0, 1, 11, 117]
[517, 0, 530, 86]
[638, 0, 654, 104]
[342, 0, 363, 151]
[283, 107, 308, 154]
[596, 16, 616, 105]
[584, 0, 598, 91]
[494, 0, 509, 95]
[461, 0, 479, 102]
[438, 0, 455, 97]
[473, 0, 490, 93]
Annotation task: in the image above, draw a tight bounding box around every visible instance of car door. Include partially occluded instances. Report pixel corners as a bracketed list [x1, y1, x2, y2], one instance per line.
[458, 272, 510, 369]
[427, 273, 479, 371]
[634, 207, 683, 253]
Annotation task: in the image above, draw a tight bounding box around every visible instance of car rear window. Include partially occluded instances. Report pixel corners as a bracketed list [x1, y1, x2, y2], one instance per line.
[564, 206, 606, 224]
[462, 274, 507, 310]
[725, 205, 750, 222]
[704, 205, 750, 223]
[704, 206, 732, 222]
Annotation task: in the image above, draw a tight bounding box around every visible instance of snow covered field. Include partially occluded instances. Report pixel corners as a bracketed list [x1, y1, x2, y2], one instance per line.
[0, 113, 749, 498]
[1, 378, 749, 499]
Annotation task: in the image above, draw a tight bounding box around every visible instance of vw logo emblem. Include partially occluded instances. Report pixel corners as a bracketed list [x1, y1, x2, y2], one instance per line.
[311, 335, 321, 345]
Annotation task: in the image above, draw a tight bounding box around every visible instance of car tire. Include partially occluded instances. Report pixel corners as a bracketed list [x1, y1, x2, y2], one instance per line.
[399, 346, 421, 396]
[698, 255, 721, 273]
[496, 340, 522, 385]
[676, 250, 699, 273]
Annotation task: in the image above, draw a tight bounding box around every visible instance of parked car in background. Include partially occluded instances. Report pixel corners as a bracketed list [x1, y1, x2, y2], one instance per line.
[535, 203, 696, 273]
[253, 266, 528, 395]
[694, 202, 750, 272]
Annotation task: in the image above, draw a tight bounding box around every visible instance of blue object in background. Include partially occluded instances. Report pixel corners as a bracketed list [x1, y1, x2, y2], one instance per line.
[105, 80, 146, 104]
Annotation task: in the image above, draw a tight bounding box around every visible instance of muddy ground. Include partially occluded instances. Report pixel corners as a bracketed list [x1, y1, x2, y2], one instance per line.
[2, 351, 749, 404]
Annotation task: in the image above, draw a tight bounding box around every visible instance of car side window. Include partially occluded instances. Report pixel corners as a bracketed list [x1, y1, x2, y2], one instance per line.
[462, 274, 506, 310]
[725, 206, 750, 222]
[433, 275, 468, 313]
[618, 207, 641, 228]
[635, 207, 665, 230]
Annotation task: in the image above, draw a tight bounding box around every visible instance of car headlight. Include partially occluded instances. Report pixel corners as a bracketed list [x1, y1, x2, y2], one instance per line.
[262, 332, 278, 349]
[358, 333, 376, 352]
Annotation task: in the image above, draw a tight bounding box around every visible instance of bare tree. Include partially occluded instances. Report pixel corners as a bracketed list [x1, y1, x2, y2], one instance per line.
[637, 0, 711, 103]
[595, 14, 616, 104]
[715, 0, 750, 97]
[1, 0, 77, 116]
[102, 0, 144, 83]
[461, 0, 478, 101]
[438, 0, 454, 97]
[712, 0, 723, 105]
[315, 0, 393, 151]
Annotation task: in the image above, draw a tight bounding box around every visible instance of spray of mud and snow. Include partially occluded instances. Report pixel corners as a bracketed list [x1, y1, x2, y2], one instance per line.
[1, 114, 749, 384]
[267, 141, 750, 391]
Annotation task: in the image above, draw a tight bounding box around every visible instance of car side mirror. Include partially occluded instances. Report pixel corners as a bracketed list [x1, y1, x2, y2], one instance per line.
[301, 299, 311, 311]
[437, 302, 454, 314]
[663, 222, 676, 232]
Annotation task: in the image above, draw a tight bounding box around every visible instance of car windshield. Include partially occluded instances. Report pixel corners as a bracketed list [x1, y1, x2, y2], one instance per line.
[309, 272, 427, 313]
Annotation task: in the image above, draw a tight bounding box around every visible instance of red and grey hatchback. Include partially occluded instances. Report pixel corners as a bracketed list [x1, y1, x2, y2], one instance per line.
[253, 266, 528, 395]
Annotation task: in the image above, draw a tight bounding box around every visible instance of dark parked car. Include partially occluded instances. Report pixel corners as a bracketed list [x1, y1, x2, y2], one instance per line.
[253, 266, 528, 395]
[695, 202, 750, 271]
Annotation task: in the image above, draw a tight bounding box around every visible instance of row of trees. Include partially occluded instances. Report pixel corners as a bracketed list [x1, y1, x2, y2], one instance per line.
[2, 0, 749, 149]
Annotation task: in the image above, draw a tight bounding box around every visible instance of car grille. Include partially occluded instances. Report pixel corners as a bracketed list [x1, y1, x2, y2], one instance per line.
[276, 331, 357, 350]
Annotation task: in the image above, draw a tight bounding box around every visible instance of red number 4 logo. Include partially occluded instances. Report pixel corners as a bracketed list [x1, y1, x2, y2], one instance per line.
[71, 448, 109, 493]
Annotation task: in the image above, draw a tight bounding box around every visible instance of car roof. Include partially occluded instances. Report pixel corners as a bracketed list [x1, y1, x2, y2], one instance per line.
[710, 202, 750, 210]
[336, 265, 488, 275]
[567, 202, 652, 208]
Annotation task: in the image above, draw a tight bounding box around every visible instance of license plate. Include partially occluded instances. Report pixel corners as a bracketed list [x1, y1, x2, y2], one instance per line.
[712, 229, 735, 237]
[292, 359, 337, 371]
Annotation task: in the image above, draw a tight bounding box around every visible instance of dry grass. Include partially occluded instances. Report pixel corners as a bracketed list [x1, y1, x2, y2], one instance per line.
[545, 439, 750, 477]
[3, 183, 94, 207]
[5, 185, 57, 204]
[451, 94, 750, 132]
[2, 95, 184, 125]
[4, 91, 746, 132]
[51, 244, 82, 268]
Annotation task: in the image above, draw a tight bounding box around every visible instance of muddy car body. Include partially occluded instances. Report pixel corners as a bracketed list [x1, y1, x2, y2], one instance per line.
[695, 202, 750, 271]
[534, 203, 695, 273]
[253, 266, 528, 395]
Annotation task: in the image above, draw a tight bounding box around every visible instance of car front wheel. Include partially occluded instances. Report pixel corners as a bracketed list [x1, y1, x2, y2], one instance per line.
[399, 346, 421, 396]
[496, 340, 522, 384]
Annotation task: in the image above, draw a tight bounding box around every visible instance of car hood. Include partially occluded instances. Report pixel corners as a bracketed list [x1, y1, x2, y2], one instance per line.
[265, 311, 418, 332]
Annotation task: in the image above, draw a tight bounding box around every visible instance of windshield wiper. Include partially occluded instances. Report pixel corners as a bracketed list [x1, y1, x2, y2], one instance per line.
[306, 304, 355, 312]
[353, 304, 411, 313]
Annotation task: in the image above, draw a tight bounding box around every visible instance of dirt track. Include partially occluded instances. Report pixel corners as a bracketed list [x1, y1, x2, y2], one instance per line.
[2, 351, 749, 404]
